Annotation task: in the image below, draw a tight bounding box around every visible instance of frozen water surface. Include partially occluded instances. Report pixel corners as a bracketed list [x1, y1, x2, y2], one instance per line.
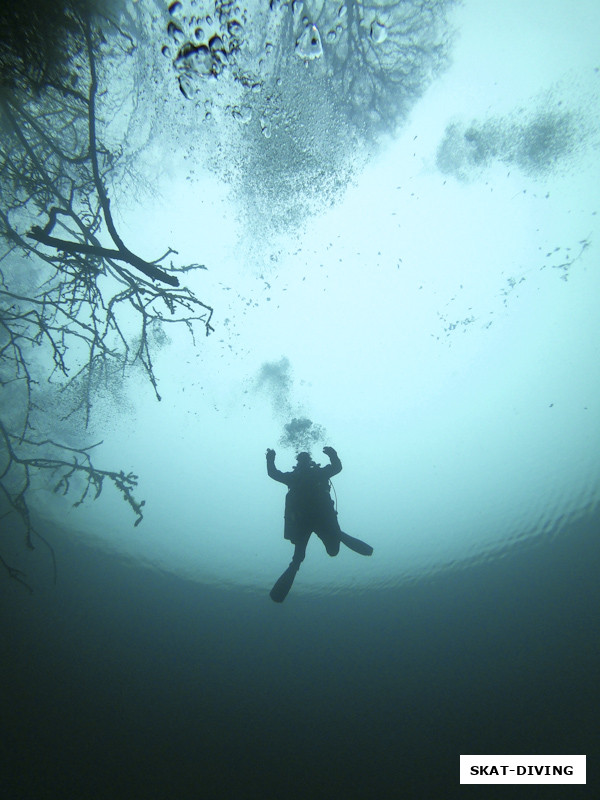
[2, 0, 599, 597]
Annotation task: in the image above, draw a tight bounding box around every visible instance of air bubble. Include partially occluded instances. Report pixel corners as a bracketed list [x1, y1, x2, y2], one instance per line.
[178, 74, 194, 98]
[370, 20, 387, 44]
[209, 35, 224, 53]
[174, 43, 212, 76]
[260, 118, 272, 138]
[227, 20, 243, 37]
[295, 24, 323, 60]
[233, 105, 252, 124]
[167, 21, 184, 43]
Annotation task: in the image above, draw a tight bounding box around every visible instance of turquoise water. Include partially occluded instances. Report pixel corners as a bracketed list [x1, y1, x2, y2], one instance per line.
[1, 1, 599, 797]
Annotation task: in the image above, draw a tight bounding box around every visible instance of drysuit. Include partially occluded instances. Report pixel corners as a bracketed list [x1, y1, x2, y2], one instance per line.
[266, 449, 342, 564]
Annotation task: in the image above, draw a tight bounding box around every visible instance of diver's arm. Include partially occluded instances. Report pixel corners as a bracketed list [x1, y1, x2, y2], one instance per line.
[266, 448, 289, 484]
[322, 446, 342, 477]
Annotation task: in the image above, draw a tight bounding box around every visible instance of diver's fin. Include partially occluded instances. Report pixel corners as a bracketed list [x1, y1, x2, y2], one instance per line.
[339, 531, 373, 556]
[270, 563, 298, 603]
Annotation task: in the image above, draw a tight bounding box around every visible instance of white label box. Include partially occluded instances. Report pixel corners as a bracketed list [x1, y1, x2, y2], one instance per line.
[460, 755, 586, 784]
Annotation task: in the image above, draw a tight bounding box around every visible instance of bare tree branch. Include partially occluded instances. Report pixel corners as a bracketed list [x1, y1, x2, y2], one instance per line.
[0, 4, 214, 590]
[27, 225, 181, 286]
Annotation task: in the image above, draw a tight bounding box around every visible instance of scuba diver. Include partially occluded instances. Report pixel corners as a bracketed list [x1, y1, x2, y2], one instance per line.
[266, 446, 373, 603]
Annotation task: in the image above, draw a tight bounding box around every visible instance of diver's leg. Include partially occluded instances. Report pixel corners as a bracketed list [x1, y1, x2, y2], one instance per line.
[270, 532, 310, 603]
[339, 531, 373, 556]
[315, 521, 341, 557]
[290, 532, 309, 567]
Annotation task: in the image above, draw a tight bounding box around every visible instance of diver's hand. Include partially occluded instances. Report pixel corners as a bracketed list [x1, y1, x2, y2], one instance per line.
[323, 446, 337, 457]
[266, 448, 276, 460]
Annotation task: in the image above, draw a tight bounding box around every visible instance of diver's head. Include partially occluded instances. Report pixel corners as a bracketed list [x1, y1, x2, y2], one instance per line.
[295, 451, 315, 469]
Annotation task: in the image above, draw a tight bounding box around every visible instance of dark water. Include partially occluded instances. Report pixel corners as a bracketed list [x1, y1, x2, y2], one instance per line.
[2, 511, 597, 800]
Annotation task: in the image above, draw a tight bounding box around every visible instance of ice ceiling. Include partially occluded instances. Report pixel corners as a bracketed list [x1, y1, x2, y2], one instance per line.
[4, 0, 600, 594]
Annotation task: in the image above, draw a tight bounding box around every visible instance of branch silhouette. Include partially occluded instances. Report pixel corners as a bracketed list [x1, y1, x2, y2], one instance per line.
[0, 4, 213, 590]
[27, 226, 181, 286]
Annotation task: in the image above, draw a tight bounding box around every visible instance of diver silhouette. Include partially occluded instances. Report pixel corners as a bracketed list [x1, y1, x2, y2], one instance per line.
[266, 446, 373, 602]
